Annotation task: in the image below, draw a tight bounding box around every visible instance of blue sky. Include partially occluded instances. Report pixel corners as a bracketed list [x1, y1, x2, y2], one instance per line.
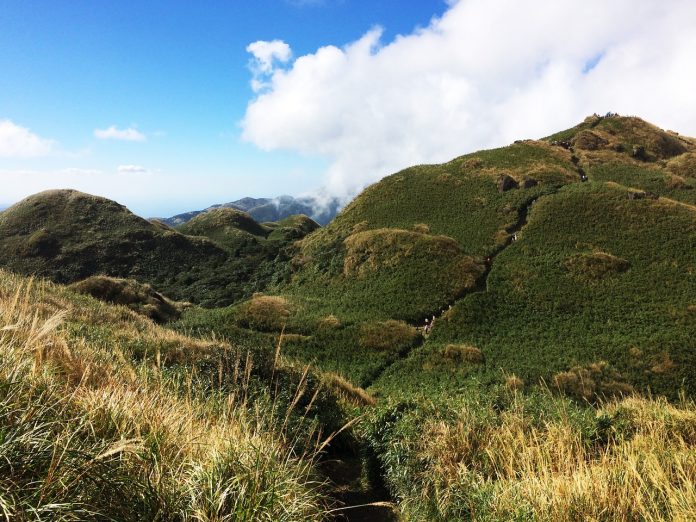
[2, 1, 696, 217]
[0, 0, 447, 216]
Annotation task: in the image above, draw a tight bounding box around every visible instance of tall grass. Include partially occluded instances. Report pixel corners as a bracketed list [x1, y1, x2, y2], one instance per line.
[0, 272, 330, 520]
[366, 391, 696, 521]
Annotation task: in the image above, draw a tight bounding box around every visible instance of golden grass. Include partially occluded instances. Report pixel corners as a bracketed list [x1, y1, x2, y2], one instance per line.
[0, 270, 329, 520]
[443, 344, 485, 364]
[358, 320, 419, 351]
[236, 294, 292, 332]
[418, 395, 696, 521]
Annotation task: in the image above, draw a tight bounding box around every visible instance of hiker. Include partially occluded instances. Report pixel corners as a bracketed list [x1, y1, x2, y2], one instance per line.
[512, 233, 518, 242]
[424, 319, 430, 334]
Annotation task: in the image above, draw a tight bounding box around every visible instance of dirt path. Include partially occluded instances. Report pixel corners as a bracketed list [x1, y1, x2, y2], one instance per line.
[323, 456, 399, 522]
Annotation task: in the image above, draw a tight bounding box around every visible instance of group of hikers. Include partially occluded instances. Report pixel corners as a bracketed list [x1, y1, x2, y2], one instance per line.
[421, 304, 454, 335]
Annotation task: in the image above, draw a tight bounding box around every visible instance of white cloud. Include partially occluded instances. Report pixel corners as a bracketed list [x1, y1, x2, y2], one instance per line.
[117, 164, 149, 174]
[94, 125, 146, 142]
[246, 40, 292, 92]
[241, 0, 696, 199]
[0, 119, 55, 157]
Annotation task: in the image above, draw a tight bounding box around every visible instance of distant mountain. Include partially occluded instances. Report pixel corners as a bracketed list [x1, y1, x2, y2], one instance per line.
[157, 195, 341, 227]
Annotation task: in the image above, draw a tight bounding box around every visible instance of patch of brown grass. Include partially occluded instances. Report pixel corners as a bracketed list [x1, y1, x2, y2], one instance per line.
[505, 374, 525, 390]
[358, 320, 419, 351]
[317, 314, 341, 330]
[443, 344, 484, 364]
[235, 294, 292, 332]
[70, 275, 188, 323]
[418, 395, 696, 521]
[343, 228, 461, 277]
[564, 251, 630, 281]
[553, 361, 634, 402]
[321, 372, 376, 407]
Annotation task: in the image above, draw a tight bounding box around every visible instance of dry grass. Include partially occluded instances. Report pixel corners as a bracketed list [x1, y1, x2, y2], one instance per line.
[358, 320, 419, 351]
[342, 228, 461, 277]
[0, 270, 329, 520]
[236, 294, 292, 332]
[317, 314, 342, 330]
[69, 275, 188, 323]
[667, 152, 696, 179]
[417, 395, 696, 521]
[443, 344, 485, 364]
[505, 374, 525, 391]
[321, 372, 376, 407]
[553, 361, 634, 402]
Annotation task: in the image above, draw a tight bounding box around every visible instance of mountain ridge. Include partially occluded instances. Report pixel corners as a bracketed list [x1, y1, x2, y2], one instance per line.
[156, 194, 342, 227]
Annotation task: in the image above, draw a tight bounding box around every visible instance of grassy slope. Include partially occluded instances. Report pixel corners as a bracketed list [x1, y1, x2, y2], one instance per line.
[0, 191, 319, 308]
[238, 141, 581, 384]
[375, 182, 696, 399]
[0, 268, 376, 520]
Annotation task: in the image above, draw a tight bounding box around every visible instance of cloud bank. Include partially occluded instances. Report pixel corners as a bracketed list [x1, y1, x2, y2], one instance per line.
[0, 120, 55, 157]
[241, 0, 696, 199]
[94, 126, 146, 142]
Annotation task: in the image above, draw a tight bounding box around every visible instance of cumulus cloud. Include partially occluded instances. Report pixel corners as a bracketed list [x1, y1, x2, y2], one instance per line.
[246, 40, 292, 92]
[117, 164, 149, 174]
[0, 119, 55, 157]
[241, 0, 696, 199]
[94, 125, 146, 142]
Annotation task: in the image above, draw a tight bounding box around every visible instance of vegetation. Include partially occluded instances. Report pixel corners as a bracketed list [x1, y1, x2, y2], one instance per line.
[362, 389, 696, 521]
[0, 115, 695, 520]
[0, 190, 318, 307]
[69, 275, 189, 322]
[0, 269, 368, 520]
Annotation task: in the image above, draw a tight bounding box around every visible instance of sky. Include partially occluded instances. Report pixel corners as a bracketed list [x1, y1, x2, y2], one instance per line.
[2, 0, 696, 217]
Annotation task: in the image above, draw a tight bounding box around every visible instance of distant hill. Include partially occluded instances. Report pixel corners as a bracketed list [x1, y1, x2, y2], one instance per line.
[157, 194, 341, 227]
[0, 189, 318, 307]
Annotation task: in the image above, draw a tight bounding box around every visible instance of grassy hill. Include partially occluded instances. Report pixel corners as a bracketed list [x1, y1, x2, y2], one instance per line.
[1, 115, 695, 520]
[0, 190, 318, 307]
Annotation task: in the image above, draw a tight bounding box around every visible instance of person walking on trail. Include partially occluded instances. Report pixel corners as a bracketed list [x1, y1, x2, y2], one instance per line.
[424, 318, 430, 335]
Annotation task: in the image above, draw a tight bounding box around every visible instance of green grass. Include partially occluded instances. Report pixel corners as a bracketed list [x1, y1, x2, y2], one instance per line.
[374, 182, 696, 400]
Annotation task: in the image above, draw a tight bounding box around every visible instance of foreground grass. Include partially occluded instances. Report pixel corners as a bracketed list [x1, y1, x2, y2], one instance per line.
[363, 389, 696, 521]
[0, 271, 331, 521]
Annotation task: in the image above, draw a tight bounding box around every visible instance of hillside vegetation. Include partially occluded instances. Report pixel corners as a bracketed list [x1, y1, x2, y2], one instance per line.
[0, 190, 318, 307]
[0, 269, 378, 520]
[1, 115, 695, 520]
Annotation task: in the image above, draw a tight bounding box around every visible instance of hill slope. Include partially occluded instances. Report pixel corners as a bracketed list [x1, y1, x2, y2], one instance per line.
[180, 116, 696, 402]
[0, 190, 317, 307]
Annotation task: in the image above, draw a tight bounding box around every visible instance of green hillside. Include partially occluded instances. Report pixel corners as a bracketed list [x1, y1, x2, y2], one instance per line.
[0, 190, 318, 307]
[1, 115, 695, 520]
